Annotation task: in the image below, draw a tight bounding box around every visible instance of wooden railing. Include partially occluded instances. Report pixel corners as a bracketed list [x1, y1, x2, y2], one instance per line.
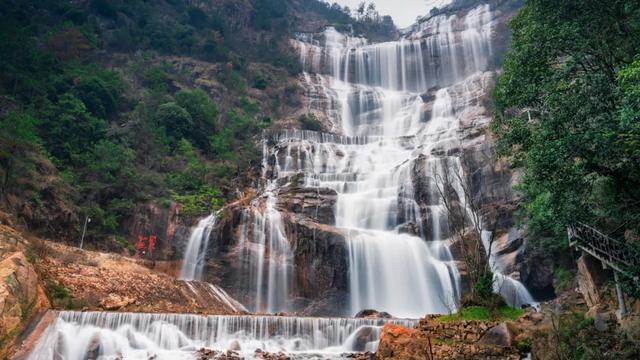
[568, 222, 639, 279]
[568, 222, 639, 316]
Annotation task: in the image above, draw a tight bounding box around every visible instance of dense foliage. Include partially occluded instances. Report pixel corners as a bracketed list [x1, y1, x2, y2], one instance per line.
[1, 0, 357, 245]
[493, 0, 640, 288]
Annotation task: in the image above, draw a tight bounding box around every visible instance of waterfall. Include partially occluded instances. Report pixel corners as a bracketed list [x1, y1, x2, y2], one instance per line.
[481, 231, 538, 308]
[236, 185, 294, 313]
[179, 214, 217, 281]
[23, 4, 537, 360]
[295, 4, 494, 93]
[286, 3, 534, 317]
[28, 311, 418, 360]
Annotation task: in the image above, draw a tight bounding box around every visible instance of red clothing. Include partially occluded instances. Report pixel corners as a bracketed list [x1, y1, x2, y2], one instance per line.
[136, 235, 147, 250]
[148, 235, 157, 252]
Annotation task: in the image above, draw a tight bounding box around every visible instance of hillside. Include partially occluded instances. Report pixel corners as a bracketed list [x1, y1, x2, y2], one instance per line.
[0, 0, 396, 248]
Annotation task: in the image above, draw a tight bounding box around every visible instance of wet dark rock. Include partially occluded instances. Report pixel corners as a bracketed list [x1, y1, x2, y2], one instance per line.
[276, 185, 337, 225]
[478, 323, 512, 347]
[519, 249, 556, 298]
[355, 309, 393, 319]
[343, 352, 376, 359]
[85, 336, 101, 360]
[348, 326, 377, 352]
[196, 348, 220, 360]
[284, 215, 350, 315]
[396, 221, 420, 236]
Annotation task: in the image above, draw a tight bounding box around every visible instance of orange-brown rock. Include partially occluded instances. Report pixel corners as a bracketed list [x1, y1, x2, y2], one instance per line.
[38, 241, 245, 315]
[0, 252, 49, 358]
[377, 318, 522, 360]
[377, 324, 431, 360]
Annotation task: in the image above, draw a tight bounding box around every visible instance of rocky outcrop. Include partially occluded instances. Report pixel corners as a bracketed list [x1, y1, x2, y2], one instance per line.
[355, 309, 393, 319]
[0, 252, 49, 358]
[478, 323, 513, 347]
[576, 254, 612, 310]
[519, 249, 555, 298]
[276, 185, 337, 225]
[191, 185, 349, 315]
[376, 318, 521, 360]
[376, 324, 430, 360]
[286, 216, 349, 316]
[121, 201, 191, 261]
[39, 241, 244, 315]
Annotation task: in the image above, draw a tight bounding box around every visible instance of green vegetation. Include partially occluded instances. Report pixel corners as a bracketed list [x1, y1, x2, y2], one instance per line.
[554, 266, 577, 293]
[540, 312, 640, 359]
[473, 271, 495, 301]
[298, 113, 323, 132]
[2, 0, 360, 244]
[45, 280, 81, 309]
[493, 0, 640, 290]
[438, 305, 524, 322]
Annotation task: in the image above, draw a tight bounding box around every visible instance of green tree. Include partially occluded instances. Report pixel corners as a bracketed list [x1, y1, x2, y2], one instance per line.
[154, 102, 193, 146]
[175, 89, 218, 151]
[79, 140, 139, 233]
[44, 93, 108, 165]
[0, 113, 41, 197]
[493, 0, 640, 255]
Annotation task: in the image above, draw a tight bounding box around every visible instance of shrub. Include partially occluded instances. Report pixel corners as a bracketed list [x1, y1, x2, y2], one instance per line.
[298, 113, 323, 131]
[474, 271, 494, 300]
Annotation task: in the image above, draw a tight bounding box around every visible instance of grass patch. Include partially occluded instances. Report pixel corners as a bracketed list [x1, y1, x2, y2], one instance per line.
[499, 306, 525, 321]
[438, 306, 524, 322]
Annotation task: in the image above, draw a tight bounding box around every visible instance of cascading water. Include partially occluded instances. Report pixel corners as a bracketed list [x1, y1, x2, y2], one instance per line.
[235, 186, 294, 313]
[288, 2, 534, 316]
[180, 214, 217, 281]
[481, 231, 538, 308]
[26, 4, 535, 359]
[28, 311, 417, 360]
[179, 214, 249, 313]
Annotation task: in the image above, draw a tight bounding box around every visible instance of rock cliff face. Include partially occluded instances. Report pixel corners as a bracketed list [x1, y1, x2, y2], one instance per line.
[0, 224, 50, 358]
[165, 0, 541, 316]
[0, 252, 49, 358]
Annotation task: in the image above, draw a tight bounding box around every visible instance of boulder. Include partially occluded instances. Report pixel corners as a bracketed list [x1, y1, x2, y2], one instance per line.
[376, 324, 429, 360]
[99, 294, 136, 310]
[355, 309, 393, 319]
[348, 326, 376, 352]
[229, 340, 241, 351]
[478, 323, 512, 347]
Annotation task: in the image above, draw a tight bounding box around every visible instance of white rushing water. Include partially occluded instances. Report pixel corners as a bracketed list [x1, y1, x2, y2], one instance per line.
[282, 4, 499, 318]
[481, 231, 538, 308]
[27, 4, 536, 359]
[179, 214, 250, 313]
[179, 214, 217, 281]
[28, 311, 417, 360]
[235, 184, 294, 314]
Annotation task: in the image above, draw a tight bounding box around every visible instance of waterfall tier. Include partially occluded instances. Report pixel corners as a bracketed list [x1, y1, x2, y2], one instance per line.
[28, 311, 417, 360]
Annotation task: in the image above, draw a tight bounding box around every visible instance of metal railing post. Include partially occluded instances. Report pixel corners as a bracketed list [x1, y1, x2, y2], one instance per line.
[613, 271, 628, 318]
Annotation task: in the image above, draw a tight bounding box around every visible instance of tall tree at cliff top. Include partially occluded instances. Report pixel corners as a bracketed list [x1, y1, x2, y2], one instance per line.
[493, 0, 640, 267]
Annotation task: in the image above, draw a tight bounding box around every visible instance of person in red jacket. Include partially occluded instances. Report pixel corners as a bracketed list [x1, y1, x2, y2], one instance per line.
[148, 235, 157, 257]
[136, 235, 147, 256]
